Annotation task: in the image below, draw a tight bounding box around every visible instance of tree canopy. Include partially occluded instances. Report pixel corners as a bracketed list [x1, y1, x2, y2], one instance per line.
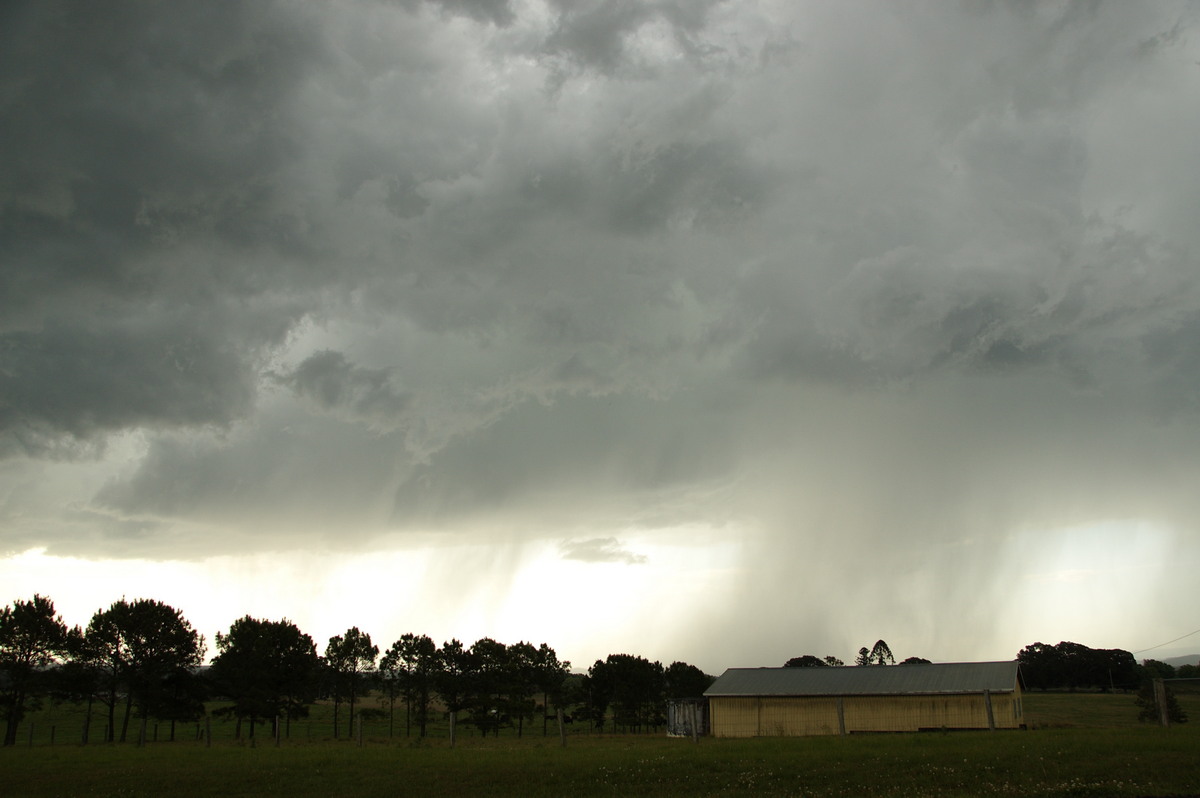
[0, 595, 70, 746]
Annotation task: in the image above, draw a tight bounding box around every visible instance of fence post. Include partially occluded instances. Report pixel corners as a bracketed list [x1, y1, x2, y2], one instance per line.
[28, 722, 34, 747]
[357, 714, 363, 748]
[557, 708, 566, 748]
[837, 697, 846, 736]
[276, 715, 281, 748]
[984, 690, 995, 731]
[449, 712, 456, 748]
[206, 715, 212, 748]
[1154, 679, 1170, 728]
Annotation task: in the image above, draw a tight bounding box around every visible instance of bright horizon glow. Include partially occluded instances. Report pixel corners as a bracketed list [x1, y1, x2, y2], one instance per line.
[0, 526, 746, 673]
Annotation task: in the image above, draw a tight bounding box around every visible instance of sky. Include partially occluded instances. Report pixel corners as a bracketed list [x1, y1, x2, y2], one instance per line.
[3, 0, 1200, 675]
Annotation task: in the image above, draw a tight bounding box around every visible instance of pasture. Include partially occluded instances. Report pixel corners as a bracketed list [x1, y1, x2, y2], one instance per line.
[3, 692, 1199, 797]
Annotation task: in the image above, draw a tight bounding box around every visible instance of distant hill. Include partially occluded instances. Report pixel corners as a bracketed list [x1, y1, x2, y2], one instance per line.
[1162, 654, 1200, 668]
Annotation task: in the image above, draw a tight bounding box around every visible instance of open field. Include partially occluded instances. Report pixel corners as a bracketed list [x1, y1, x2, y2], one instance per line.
[4, 692, 1199, 797]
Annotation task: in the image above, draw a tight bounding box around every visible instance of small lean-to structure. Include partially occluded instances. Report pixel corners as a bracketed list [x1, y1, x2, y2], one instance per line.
[704, 661, 1024, 737]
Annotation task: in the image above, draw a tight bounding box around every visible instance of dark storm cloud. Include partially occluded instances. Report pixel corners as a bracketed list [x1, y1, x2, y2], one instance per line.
[0, 318, 255, 457]
[1, 0, 325, 454]
[278, 350, 413, 431]
[542, 0, 724, 75]
[2, 0, 1198, 670]
[422, 0, 516, 27]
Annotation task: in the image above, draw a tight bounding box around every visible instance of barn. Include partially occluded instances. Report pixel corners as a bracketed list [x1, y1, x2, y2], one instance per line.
[703, 661, 1024, 737]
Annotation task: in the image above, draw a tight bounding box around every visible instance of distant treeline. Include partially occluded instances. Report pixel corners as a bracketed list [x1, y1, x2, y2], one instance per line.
[1017, 641, 1199, 692]
[6, 594, 1195, 749]
[0, 594, 713, 748]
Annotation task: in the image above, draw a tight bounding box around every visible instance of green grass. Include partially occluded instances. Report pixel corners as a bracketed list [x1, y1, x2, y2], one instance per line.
[5, 692, 1200, 797]
[4, 726, 1199, 797]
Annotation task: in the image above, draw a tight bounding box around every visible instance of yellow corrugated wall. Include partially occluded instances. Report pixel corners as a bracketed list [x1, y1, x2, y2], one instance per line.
[709, 689, 1022, 737]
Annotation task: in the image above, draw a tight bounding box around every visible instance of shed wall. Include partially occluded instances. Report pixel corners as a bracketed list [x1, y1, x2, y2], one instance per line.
[709, 686, 1023, 737]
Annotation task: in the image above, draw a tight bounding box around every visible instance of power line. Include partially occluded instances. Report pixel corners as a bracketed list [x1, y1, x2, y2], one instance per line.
[1133, 627, 1200, 655]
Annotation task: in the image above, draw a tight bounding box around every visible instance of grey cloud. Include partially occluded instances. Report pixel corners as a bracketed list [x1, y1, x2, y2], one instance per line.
[389, 392, 737, 529]
[426, 0, 516, 27]
[0, 318, 256, 457]
[90, 411, 411, 554]
[560, 537, 647, 564]
[0, 1, 319, 297]
[542, 0, 725, 77]
[278, 350, 413, 431]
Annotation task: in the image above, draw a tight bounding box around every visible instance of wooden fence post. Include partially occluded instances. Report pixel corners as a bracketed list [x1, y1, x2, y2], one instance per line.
[1154, 679, 1170, 728]
[837, 697, 846, 736]
[557, 708, 566, 748]
[984, 690, 995, 731]
[205, 715, 212, 748]
[449, 712, 456, 748]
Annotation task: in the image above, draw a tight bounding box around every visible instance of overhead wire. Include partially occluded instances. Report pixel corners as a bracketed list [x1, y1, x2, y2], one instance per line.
[1133, 626, 1200, 655]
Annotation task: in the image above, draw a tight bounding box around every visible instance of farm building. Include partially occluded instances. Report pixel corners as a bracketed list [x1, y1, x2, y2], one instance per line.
[704, 661, 1024, 737]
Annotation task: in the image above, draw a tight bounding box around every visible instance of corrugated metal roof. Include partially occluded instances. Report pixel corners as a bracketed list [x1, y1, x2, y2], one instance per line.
[704, 661, 1021, 697]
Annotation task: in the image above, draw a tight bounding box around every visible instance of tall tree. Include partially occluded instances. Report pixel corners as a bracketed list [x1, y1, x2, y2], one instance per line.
[588, 654, 665, 732]
[324, 627, 377, 739]
[0, 595, 70, 746]
[506, 641, 540, 738]
[465, 637, 511, 737]
[869, 640, 895, 666]
[209, 616, 320, 739]
[82, 602, 134, 743]
[117, 599, 205, 742]
[664, 661, 714, 700]
[434, 638, 471, 718]
[531, 642, 570, 737]
[379, 633, 438, 738]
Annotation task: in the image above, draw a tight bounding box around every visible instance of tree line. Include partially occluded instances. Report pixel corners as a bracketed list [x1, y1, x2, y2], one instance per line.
[0, 594, 714, 747]
[1016, 640, 1200, 692]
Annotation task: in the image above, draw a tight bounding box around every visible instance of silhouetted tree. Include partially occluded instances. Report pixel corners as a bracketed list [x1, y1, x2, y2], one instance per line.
[465, 637, 510, 737]
[784, 655, 828, 668]
[1140, 659, 1177, 681]
[209, 617, 319, 739]
[869, 640, 895, 666]
[84, 599, 204, 743]
[531, 642, 570, 737]
[824, 655, 845, 667]
[900, 657, 932, 665]
[1019, 642, 1138, 691]
[0, 595, 70, 746]
[324, 627, 377, 738]
[855, 647, 871, 666]
[506, 641, 540, 737]
[434, 639, 472, 731]
[664, 661, 714, 701]
[588, 654, 665, 732]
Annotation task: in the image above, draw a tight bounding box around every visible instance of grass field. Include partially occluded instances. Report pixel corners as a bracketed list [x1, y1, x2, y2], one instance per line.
[3, 691, 1199, 797]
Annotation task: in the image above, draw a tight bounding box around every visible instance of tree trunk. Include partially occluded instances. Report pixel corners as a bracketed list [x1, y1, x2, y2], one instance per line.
[106, 683, 118, 744]
[119, 692, 134, 743]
